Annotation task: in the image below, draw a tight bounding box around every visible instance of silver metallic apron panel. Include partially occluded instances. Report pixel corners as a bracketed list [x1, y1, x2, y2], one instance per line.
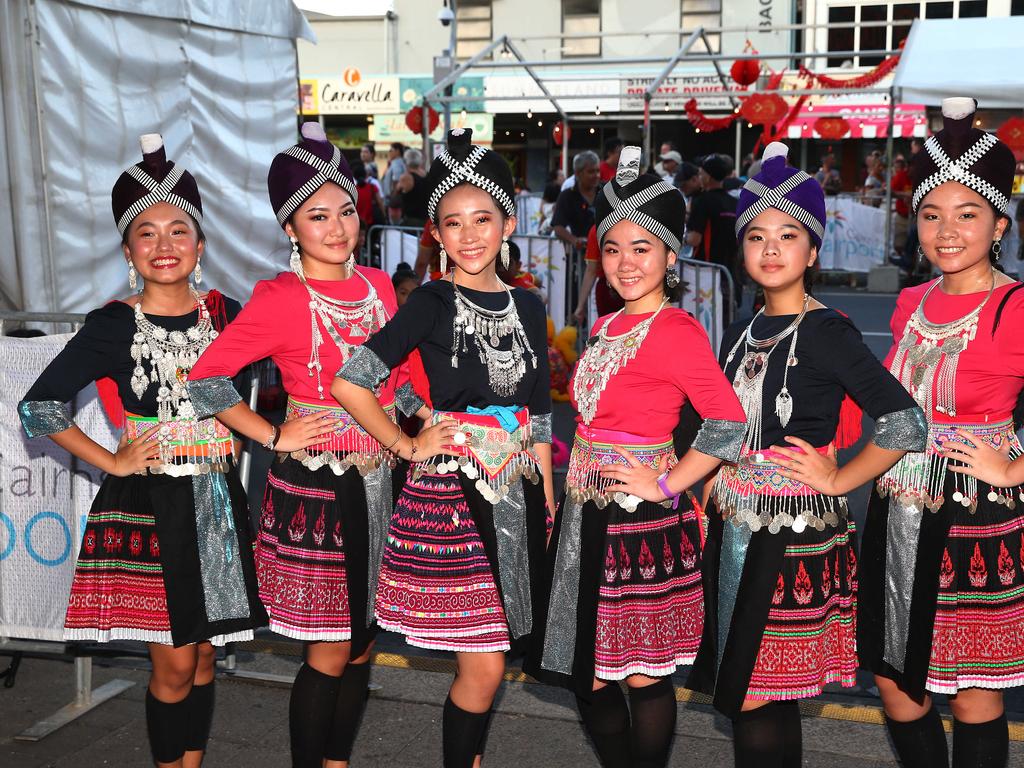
[540, 498, 585, 674]
[494, 481, 532, 639]
[717, 521, 753, 673]
[882, 494, 924, 673]
[193, 472, 250, 622]
[362, 461, 392, 625]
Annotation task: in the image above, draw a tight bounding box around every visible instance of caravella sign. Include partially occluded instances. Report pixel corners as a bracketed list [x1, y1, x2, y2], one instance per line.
[311, 70, 401, 115]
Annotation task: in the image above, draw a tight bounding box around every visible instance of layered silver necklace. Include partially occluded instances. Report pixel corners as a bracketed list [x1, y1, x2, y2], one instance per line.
[130, 288, 217, 423]
[451, 274, 537, 397]
[725, 295, 810, 451]
[573, 299, 668, 425]
[296, 267, 388, 399]
[891, 271, 995, 417]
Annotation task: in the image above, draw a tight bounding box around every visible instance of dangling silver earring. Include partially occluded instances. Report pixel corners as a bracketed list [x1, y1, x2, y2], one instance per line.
[665, 268, 680, 288]
[341, 253, 355, 279]
[500, 238, 510, 270]
[992, 239, 1002, 261]
[128, 261, 138, 291]
[289, 236, 304, 278]
[916, 245, 925, 259]
[439, 244, 448, 275]
[192, 260, 202, 287]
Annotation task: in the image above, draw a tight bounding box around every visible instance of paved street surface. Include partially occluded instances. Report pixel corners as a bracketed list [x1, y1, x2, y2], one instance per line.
[3, 287, 1023, 767]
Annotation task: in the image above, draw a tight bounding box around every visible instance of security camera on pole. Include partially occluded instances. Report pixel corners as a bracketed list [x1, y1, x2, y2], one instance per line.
[437, 1, 457, 141]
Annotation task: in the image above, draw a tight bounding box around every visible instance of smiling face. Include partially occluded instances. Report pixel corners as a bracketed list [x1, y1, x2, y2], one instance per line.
[284, 182, 360, 275]
[123, 201, 203, 287]
[431, 184, 515, 277]
[601, 219, 675, 305]
[741, 207, 817, 292]
[917, 182, 1008, 276]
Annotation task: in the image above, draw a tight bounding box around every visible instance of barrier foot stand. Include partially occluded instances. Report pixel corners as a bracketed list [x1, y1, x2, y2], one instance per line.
[15, 657, 134, 742]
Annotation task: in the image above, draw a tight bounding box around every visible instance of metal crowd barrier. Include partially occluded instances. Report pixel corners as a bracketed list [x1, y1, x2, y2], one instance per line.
[0, 310, 259, 738]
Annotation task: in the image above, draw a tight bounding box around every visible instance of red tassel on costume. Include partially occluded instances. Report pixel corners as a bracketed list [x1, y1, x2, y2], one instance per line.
[203, 289, 228, 331]
[830, 309, 863, 450]
[407, 349, 432, 410]
[95, 376, 126, 429]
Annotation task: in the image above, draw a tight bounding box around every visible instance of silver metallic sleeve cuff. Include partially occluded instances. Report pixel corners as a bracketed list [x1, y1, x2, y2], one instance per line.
[19, 400, 73, 438]
[530, 413, 553, 444]
[871, 405, 928, 452]
[692, 418, 746, 463]
[186, 376, 242, 418]
[338, 346, 391, 390]
[395, 382, 425, 417]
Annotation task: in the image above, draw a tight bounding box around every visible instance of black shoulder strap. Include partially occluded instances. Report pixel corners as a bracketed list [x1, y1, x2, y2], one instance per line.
[991, 283, 1024, 338]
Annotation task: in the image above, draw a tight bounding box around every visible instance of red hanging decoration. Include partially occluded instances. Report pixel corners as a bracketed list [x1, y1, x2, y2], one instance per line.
[552, 121, 571, 146]
[997, 116, 1024, 160]
[798, 53, 900, 90]
[813, 116, 851, 140]
[684, 98, 737, 132]
[740, 93, 789, 126]
[730, 58, 760, 87]
[404, 105, 439, 135]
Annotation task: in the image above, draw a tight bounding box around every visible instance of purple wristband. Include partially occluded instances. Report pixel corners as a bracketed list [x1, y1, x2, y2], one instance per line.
[657, 472, 679, 510]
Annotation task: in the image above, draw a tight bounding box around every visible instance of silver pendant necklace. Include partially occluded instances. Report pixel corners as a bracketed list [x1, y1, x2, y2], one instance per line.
[450, 274, 537, 397]
[130, 288, 217, 423]
[295, 267, 388, 399]
[725, 295, 809, 450]
[892, 270, 995, 417]
[573, 299, 668, 424]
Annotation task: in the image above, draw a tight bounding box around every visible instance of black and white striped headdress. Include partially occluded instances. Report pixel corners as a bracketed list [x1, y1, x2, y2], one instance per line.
[111, 134, 203, 236]
[911, 98, 1014, 215]
[425, 128, 516, 222]
[595, 146, 685, 254]
[268, 122, 359, 227]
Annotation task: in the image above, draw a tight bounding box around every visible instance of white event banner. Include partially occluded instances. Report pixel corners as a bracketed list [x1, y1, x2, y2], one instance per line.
[818, 196, 889, 272]
[0, 335, 116, 641]
[310, 75, 401, 115]
[483, 75, 620, 114]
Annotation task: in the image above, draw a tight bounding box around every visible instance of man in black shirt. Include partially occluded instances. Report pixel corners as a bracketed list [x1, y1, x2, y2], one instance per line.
[687, 153, 740, 305]
[552, 150, 600, 311]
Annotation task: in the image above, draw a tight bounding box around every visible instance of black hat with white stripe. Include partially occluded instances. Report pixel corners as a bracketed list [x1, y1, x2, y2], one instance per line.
[426, 128, 516, 223]
[268, 122, 358, 227]
[911, 97, 1014, 215]
[111, 134, 203, 237]
[595, 146, 685, 254]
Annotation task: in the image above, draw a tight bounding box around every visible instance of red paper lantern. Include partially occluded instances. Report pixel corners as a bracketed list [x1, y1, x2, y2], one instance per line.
[730, 58, 761, 87]
[997, 116, 1024, 160]
[552, 121, 571, 147]
[813, 116, 851, 140]
[404, 105, 439, 135]
[739, 93, 789, 126]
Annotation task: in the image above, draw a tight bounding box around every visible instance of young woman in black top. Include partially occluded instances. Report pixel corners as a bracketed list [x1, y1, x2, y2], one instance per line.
[334, 128, 553, 768]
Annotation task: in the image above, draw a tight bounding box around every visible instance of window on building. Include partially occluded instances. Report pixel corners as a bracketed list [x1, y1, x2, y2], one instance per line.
[563, 0, 600, 58]
[925, 2, 954, 18]
[892, 3, 919, 49]
[1013, 0, 1024, 15]
[681, 0, 722, 54]
[827, 6, 855, 67]
[455, 0, 492, 60]
[859, 5, 888, 66]
[958, 0, 987, 16]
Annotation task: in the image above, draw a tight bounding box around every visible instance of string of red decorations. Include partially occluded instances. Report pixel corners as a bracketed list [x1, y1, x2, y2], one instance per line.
[684, 99, 737, 133]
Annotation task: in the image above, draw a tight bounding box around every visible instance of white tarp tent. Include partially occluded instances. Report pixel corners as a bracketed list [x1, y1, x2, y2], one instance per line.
[893, 17, 1024, 108]
[0, 0, 313, 313]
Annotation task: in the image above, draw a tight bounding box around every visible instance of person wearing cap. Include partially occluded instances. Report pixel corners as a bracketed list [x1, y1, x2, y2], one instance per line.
[187, 121, 424, 767]
[658, 150, 682, 184]
[19, 134, 268, 767]
[528, 147, 746, 767]
[333, 128, 553, 768]
[687, 154, 741, 304]
[858, 97, 1023, 768]
[673, 161, 703, 213]
[683, 141, 926, 765]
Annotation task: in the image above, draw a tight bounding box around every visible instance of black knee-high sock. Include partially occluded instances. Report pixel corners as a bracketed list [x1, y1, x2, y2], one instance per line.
[145, 689, 189, 765]
[183, 681, 215, 753]
[627, 678, 677, 768]
[952, 714, 1008, 768]
[884, 706, 950, 768]
[323, 661, 371, 762]
[475, 709, 494, 758]
[442, 695, 492, 768]
[289, 663, 342, 768]
[731, 702, 802, 768]
[575, 684, 631, 768]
